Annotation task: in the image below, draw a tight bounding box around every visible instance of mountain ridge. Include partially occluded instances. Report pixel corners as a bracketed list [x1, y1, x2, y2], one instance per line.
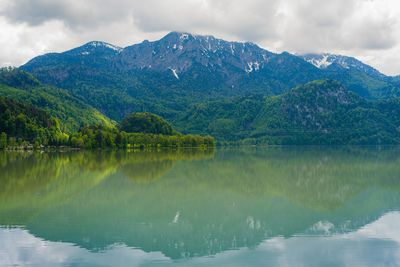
[19, 31, 400, 123]
[301, 53, 387, 80]
[23, 32, 396, 78]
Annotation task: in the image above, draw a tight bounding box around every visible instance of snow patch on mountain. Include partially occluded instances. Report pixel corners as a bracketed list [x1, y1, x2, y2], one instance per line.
[246, 61, 260, 73]
[302, 53, 364, 70]
[170, 68, 179, 79]
[180, 33, 189, 41]
[88, 41, 123, 52]
[301, 53, 386, 80]
[306, 54, 333, 69]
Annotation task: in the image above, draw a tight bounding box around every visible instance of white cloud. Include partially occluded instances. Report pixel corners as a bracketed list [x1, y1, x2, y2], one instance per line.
[0, 18, 71, 66]
[1, 212, 400, 266]
[0, 0, 400, 75]
[0, 227, 169, 266]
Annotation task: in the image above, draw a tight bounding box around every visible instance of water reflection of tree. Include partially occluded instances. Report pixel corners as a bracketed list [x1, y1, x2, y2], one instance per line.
[117, 149, 214, 182]
[0, 148, 215, 225]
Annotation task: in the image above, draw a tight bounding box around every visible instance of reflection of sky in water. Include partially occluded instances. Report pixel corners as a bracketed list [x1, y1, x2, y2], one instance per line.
[0, 229, 169, 266]
[2, 211, 400, 267]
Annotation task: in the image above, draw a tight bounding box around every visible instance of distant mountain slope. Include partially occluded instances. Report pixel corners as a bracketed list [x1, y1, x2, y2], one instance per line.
[301, 53, 397, 98]
[175, 80, 400, 145]
[301, 53, 386, 80]
[0, 67, 114, 132]
[20, 32, 400, 122]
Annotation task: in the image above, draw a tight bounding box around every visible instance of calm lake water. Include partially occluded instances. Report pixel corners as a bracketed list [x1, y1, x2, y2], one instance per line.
[1, 147, 400, 266]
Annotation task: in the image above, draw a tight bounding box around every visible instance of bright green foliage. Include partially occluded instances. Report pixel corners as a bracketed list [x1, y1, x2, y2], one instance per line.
[118, 112, 179, 135]
[0, 95, 66, 146]
[0, 94, 215, 149]
[0, 132, 7, 148]
[175, 80, 400, 145]
[68, 125, 214, 148]
[0, 67, 114, 133]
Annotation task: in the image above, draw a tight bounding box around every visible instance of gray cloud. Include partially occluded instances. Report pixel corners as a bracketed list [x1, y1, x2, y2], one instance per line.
[130, 0, 282, 42]
[1, 0, 134, 29]
[0, 0, 400, 75]
[277, 0, 397, 52]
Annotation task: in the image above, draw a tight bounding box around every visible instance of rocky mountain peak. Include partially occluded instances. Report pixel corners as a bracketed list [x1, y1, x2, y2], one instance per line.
[301, 53, 386, 80]
[118, 31, 273, 75]
[86, 41, 123, 51]
[64, 41, 123, 57]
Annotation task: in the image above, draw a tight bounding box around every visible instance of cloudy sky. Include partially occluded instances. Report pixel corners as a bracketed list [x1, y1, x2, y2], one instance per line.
[0, 0, 400, 75]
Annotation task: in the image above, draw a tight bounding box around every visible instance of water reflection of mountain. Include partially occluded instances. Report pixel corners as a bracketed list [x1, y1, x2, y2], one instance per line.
[0, 147, 400, 259]
[193, 147, 400, 210]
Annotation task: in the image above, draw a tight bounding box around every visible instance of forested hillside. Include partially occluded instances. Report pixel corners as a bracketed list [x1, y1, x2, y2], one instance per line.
[0, 95, 214, 149]
[175, 80, 400, 145]
[0, 95, 66, 147]
[0, 67, 114, 132]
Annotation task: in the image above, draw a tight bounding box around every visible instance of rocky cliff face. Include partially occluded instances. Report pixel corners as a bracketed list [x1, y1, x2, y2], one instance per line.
[280, 80, 363, 131]
[23, 32, 276, 76]
[22, 32, 323, 85]
[117, 32, 273, 74]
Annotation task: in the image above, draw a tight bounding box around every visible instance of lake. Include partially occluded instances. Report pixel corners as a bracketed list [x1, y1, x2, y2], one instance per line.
[1, 147, 400, 266]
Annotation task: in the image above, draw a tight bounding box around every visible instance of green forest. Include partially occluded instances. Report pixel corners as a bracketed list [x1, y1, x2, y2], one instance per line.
[1, 65, 400, 147]
[0, 67, 114, 132]
[175, 80, 400, 145]
[0, 95, 67, 148]
[0, 94, 214, 149]
[0, 68, 214, 149]
[68, 124, 214, 149]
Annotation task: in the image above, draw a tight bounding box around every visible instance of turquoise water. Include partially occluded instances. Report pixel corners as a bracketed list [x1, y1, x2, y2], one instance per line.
[1, 147, 400, 266]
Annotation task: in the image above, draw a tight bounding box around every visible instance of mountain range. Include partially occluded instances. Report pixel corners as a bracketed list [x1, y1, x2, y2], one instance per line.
[0, 31, 399, 145]
[21, 32, 400, 121]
